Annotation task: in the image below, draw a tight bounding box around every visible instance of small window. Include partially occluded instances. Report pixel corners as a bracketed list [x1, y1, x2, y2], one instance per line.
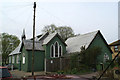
[114, 46, 118, 52]
[12, 56, 14, 64]
[23, 53, 25, 64]
[9, 57, 11, 63]
[16, 55, 19, 64]
[104, 53, 109, 62]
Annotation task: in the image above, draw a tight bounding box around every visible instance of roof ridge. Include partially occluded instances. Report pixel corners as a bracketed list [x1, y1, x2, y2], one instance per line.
[109, 39, 120, 45]
[67, 30, 99, 40]
[65, 30, 100, 53]
[80, 30, 99, 36]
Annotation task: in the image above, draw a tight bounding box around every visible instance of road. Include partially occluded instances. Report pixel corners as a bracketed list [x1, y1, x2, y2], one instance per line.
[11, 70, 97, 80]
[26, 78, 89, 80]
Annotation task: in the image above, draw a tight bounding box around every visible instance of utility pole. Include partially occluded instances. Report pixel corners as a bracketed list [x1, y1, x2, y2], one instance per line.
[97, 51, 120, 80]
[32, 2, 36, 76]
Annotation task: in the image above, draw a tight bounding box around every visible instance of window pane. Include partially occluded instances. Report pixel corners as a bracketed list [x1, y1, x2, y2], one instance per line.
[51, 45, 54, 57]
[9, 57, 11, 63]
[23, 53, 25, 64]
[12, 56, 14, 63]
[55, 42, 58, 57]
[23, 57, 25, 64]
[59, 46, 62, 57]
[17, 55, 19, 64]
[114, 46, 118, 51]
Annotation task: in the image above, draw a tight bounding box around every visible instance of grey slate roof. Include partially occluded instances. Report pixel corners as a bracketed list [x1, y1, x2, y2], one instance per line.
[9, 42, 22, 56]
[43, 32, 57, 45]
[9, 32, 65, 55]
[23, 40, 44, 51]
[65, 30, 99, 53]
[38, 32, 49, 41]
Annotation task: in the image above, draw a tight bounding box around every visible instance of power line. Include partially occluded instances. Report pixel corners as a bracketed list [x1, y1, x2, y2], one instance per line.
[1, 11, 24, 28]
[37, 5, 71, 27]
[1, 5, 32, 29]
[1, 4, 32, 14]
[2, 3, 33, 8]
[24, 10, 33, 29]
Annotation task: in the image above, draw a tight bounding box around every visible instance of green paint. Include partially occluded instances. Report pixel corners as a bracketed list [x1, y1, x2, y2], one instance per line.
[9, 54, 21, 69]
[45, 36, 66, 59]
[88, 33, 112, 70]
[13, 54, 19, 69]
[9, 34, 66, 72]
[27, 50, 45, 72]
[21, 46, 28, 72]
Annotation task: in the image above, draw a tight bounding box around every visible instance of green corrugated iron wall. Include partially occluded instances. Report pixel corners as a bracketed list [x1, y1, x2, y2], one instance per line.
[20, 47, 45, 72]
[10, 35, 66, 72]
[88, 33, 112, 70]
[21, 46, 28, 72]
[45, 36, 66, 59]
[13, 54, 19, 69]
[9, 54, 20, 69]
[27, 50, 45, 72]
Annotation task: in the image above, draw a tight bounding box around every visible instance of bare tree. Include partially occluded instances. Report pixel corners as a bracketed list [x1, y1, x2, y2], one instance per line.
[42, 24, 75, 41]
[42, 24, 57, 34]
[57, 26, 74, 40]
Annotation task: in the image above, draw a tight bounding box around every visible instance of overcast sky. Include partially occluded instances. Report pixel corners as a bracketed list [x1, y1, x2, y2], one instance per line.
[0, 0, 119, 44]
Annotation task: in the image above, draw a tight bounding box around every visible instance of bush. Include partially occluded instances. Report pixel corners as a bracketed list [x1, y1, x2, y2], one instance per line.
[57, 70, 64, 74]
[71, 68, 78, 74]
[63, 46, 102, 74]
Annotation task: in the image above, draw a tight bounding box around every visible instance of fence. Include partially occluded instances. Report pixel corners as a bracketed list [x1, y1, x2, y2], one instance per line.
[46, 57, 71, 72]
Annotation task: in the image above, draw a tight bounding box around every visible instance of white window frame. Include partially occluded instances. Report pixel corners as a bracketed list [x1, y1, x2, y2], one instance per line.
[12, 56, 14, 64]
[23, 53, 25, 64]
[50, 44, 54, 58]
[9, 57, 11, 63]
[51, 41, 63, 58]
[16, 55, 19, 64]
[54, 41, 59, 58]
[114, 46, 118, 52]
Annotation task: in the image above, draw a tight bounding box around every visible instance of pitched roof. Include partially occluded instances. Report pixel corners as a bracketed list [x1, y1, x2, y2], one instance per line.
[43, 32, 57, 45]
[9, 42, 22, 56]
[30, 34, 42, 40]
[38, 32, 49, 41]
[9, 32, 66, 55]
[65, 30, 99, 53]
[43, 32, 67, 46]
[109, 40, 120, 46]
[23, 40, 44, 51]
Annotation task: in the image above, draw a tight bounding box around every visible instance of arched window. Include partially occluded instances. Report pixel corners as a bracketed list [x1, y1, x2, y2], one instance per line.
[51, 45, 54, 57]
[59, 45, 62, 57]
[55, 42, 59, 57]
